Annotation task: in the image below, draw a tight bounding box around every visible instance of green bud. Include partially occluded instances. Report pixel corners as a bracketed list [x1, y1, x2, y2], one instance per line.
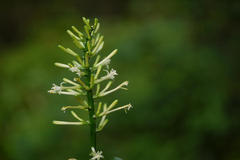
[92, 36, 104, 54]
[87, 41, 91, 53]
[94, 34, 100, 45]
[82, 17, 90, 26]
[94, 23, 100, 34]
[58, 45, 78, 57]
[73, 40, 85, 49]
[67, 30, 80, 40]
[108, 99, 118, 110]
[54, 62, 69, 68]
[84, 25, 91, 39]
[72, 26, 83, 37]
[94, 18, 98, 27]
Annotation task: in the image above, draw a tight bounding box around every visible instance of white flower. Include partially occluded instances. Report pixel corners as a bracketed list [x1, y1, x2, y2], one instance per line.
[106, 69, 117, 79]
[69, 61, 82, 76]
[48, 83, 62, 94]
[126, 103, 133, 110]
[124, 103, 133, 113]
[95, 69, 117, 84]
[69, 66, 81, 76]
[90, 147, 104, 160]
[48, 83, 80, 96]
[54, 61, 82, 76]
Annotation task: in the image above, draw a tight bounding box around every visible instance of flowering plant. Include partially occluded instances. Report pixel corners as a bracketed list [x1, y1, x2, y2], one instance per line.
[48, 17, 132, 160]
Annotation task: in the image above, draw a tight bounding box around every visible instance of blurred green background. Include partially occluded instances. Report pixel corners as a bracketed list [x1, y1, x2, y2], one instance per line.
[0, 0, 240, 160]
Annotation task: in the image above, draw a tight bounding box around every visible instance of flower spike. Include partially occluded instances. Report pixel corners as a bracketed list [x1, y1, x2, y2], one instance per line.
[48, 17, 132, 160]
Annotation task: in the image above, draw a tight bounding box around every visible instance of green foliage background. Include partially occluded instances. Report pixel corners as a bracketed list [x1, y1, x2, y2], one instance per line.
[0, 0, 239, 160]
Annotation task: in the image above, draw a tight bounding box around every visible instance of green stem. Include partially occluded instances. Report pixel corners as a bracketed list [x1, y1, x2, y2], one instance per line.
[86, 68, 96, 149]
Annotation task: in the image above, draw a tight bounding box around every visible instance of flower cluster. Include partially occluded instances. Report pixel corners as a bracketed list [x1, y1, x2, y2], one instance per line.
[90, 147, 104, 160]
[48, 17, 132, 160]
[68, 147, 103, 160]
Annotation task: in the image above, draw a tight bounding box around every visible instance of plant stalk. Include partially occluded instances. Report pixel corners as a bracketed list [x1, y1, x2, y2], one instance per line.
[86, 68, 97, 149]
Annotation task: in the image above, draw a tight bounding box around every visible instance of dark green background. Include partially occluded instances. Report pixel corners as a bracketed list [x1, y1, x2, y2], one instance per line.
[0, 0, 240, 160]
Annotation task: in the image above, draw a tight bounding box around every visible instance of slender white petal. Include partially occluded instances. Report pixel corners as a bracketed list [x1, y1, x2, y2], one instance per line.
[53, 120, 86, 125]
[100, 81, 112, 94]
[95, 49, 117, 67]
[99, 81, 128, 97]
[63, 78, 80, 86]
[61, 105, 88, 111]
[59, 91, 79, 96]
[71, 111, 84, 121]
[99, 104, 132, 117]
